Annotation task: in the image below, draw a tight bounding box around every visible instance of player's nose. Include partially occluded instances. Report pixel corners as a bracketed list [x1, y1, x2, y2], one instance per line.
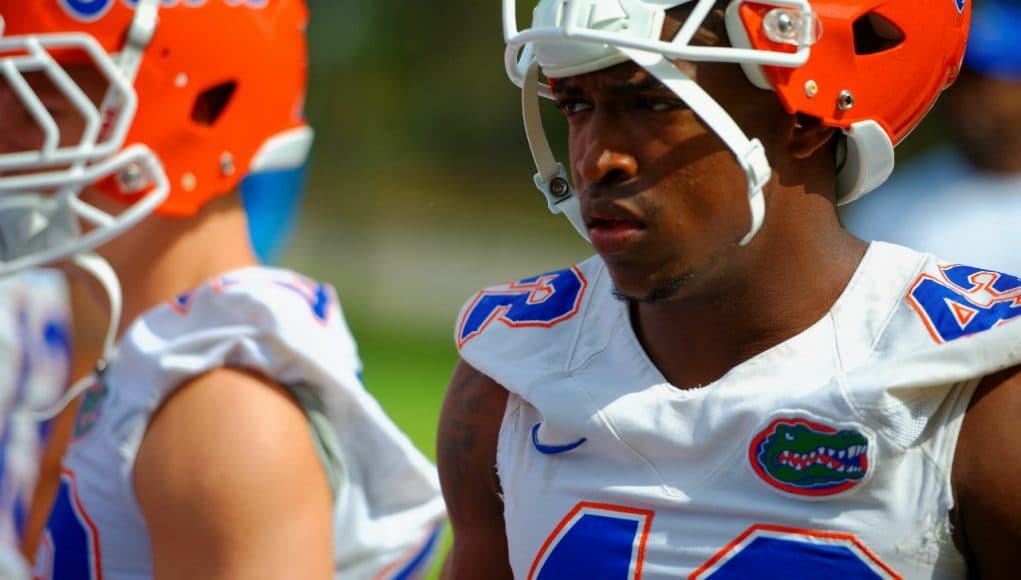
[577, 143, 638, 188]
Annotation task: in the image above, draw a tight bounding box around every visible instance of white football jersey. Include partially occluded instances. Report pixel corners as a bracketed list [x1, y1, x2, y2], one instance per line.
[0, 271, 71, 580]
[456, 241, 1021, 579]
[33, 267, 445, 580]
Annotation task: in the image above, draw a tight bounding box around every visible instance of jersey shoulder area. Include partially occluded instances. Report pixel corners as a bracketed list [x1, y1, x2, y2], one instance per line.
[120, 266, 361, 390]
[454, 256, 617, 384]
[150, 265, 351, 339]
[835, 242, 1021, 449]
[837, 241, 1021, 375]
[888, 244, 1021, 347]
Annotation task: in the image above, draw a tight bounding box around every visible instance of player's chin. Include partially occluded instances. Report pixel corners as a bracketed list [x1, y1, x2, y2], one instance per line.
[607, 265, 694, 304]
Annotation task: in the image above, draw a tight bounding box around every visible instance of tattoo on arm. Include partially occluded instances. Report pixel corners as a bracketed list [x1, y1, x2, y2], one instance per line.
[439, 361, 507, 509]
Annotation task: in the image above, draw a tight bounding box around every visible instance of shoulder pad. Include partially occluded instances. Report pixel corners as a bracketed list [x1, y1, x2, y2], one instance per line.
[901, 258, 1021, 345]
[455, 256, 614, 383]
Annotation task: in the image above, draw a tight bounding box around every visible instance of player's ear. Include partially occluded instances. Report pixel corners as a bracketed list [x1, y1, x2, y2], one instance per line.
[787, 113, 838, 160]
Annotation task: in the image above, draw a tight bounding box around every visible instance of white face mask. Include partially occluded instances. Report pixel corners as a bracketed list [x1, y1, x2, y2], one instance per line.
[0, 1, 168, 422]
[0, 6, 168, 277]
[502, 0, 882, 246]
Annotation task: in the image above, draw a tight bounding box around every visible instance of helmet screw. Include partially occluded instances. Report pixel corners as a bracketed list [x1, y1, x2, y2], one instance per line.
[550, 177, 570, 199]
[182, 172, 197, 192]
[220, 152, 236, 176]
[119, 163, 146, 193]
[776, 12, 796, 36]
[837, 90, 855, 111]
[805, 80, 819, 98]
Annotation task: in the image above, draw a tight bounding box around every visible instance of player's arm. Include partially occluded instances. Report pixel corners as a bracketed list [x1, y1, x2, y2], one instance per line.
[21, 400, 79, 561]
[134, 367, 333, 580]
[953, 366, 1021, 577]
[437, 358, 513, 580]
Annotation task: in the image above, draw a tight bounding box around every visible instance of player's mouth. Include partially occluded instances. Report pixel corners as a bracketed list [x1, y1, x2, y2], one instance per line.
[586, 214, 646, 255]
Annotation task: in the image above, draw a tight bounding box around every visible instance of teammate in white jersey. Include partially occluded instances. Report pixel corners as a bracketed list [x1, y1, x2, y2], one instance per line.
[439, 0, 1021, 577]
[0, 2, 444, 578]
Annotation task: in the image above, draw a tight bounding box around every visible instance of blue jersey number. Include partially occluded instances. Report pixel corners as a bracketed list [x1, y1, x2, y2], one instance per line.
[457, 267, 587, 348]
[529, 502, 653, 580]
[531, 509, 899, 580]
[36, 472, 100, 580]
[909, 265, 1021, 342]
[692, 525, 898, 579]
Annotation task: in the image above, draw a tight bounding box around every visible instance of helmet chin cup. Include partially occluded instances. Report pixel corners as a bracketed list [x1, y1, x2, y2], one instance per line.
[835, 120, 894, 205]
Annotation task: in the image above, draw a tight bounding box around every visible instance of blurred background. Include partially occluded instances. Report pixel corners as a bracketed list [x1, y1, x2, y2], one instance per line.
[289, 0, 591, 462]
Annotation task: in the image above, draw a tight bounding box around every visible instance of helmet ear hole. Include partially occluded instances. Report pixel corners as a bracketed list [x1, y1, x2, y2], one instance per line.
[852, 13, 904, 55]
[190, 81, 237, 126]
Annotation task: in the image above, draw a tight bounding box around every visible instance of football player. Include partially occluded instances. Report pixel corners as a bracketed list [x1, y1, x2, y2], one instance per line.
[842, 0, 1021, 273]
[0, 1, 445, 578]
[439, 0, 1021, 577]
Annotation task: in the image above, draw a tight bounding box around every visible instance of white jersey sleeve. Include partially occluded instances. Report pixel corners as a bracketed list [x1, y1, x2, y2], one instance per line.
[36, 267, 444, 580]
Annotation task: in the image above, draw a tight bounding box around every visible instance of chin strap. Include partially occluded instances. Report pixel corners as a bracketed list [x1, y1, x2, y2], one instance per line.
[24, 252, 122, 422]
[521, 61, 590, 241]
[618, 47, 771, 246]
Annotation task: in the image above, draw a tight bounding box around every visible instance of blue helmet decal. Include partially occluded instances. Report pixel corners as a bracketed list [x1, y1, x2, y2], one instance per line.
[60, 0, 268, 21]
[240, 161, 310, 264]
[59, 0, 115, 21]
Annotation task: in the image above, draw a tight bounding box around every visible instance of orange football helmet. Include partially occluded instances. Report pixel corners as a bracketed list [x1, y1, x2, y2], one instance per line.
[505, 0, 970, 242]
[0, 0, 312, 274]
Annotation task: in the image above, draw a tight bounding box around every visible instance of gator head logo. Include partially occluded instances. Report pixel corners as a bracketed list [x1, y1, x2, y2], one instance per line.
[72, 381, 108, 440]
[749, 418, 870, 497]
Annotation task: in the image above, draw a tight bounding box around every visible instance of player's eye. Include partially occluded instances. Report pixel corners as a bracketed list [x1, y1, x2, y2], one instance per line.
[555, 98, 593, 116]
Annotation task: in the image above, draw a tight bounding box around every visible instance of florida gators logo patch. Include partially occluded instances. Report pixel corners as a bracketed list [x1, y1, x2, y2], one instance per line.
[72, 381, 108, 440]
[750, 418, 870, 497]
[908, 264, 1021, 343]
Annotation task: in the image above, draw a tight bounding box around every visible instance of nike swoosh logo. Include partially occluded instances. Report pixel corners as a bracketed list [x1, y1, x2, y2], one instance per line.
[531, 422, 587, 455]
